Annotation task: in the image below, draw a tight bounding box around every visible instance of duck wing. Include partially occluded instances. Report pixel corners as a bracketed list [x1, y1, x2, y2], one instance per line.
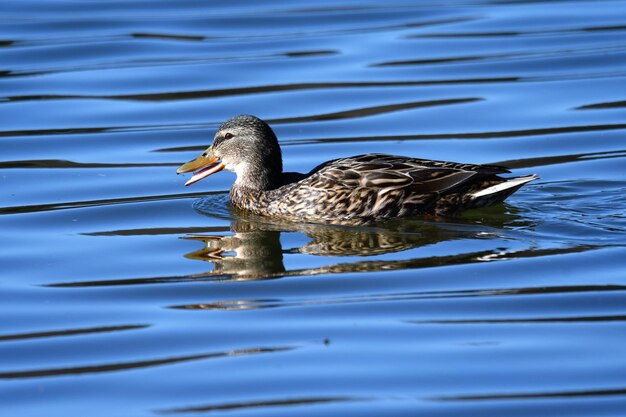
[306, 153, 509, 194]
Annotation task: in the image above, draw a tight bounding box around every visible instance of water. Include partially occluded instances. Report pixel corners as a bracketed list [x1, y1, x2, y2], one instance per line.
[1, 0, 626, 415]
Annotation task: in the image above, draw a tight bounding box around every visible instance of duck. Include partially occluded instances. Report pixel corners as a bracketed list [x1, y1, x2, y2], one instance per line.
[177, 115, 538, 224]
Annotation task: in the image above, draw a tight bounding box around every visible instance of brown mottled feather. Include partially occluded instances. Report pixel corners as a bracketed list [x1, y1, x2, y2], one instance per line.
[230, 153, 527, 224]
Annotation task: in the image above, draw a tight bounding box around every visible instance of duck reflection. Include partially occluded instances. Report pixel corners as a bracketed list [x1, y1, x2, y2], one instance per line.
[183, 205, 530, 281]
[184, 223, 286, 277]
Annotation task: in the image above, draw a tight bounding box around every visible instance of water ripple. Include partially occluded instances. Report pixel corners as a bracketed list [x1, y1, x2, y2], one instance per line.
[0, 324, 149, 342]
[0, 191, 219, 215]
[155, 396, 359, 415]
[436, 387, 626, 401]
[0, 346, 294, 380]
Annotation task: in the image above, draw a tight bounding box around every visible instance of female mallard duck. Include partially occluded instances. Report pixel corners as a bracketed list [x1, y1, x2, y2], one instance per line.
[177, 115, 537, 223]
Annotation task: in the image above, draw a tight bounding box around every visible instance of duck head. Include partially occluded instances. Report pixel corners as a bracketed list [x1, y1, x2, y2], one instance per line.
[177, 115, 283, 190]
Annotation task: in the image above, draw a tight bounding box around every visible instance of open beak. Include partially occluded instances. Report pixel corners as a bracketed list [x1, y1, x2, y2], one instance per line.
[176, 147, 225, 186]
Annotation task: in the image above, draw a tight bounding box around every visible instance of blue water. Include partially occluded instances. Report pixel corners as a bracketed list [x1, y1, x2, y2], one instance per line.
[1, 1, 626, 416]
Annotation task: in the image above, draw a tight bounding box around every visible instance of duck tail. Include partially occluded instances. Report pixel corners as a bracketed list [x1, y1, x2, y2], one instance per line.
[471, 174, 539, 201]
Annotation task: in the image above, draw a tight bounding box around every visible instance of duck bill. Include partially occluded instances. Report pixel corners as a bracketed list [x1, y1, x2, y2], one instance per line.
[177, 150, 225, 186]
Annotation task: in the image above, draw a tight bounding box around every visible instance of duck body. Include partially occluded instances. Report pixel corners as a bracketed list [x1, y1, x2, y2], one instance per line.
[230, 153, 536, 222]
[177, 116, 537, 224]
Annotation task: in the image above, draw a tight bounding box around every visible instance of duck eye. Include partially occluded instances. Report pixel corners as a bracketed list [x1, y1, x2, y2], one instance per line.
[224, 133, 234, 139]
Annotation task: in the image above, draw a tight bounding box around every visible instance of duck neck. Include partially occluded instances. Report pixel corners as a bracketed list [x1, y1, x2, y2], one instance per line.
[232, 161, 283, 191]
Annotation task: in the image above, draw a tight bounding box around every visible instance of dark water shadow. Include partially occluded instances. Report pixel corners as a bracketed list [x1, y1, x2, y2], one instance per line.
[434, 387, 626, 402]
[155, 396, 359, 415]
[412, 23, 626, 39]
[575, 100, 626, 110]
[0, 191, 217, 216]
[0, 324, 149, 342]
[3, 78, 514, 103]
[371, 44, 626, 68]
[0, 159, 178, 170]
[0, 345, 293, 380]
[131, 33, 206, 42]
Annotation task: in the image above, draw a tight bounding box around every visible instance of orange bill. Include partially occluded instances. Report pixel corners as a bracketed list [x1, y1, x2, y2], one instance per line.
[176, 150, 225, 186]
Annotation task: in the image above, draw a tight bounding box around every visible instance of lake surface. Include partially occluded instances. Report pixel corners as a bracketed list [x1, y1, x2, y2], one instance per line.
[1, 0, 626, 415]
